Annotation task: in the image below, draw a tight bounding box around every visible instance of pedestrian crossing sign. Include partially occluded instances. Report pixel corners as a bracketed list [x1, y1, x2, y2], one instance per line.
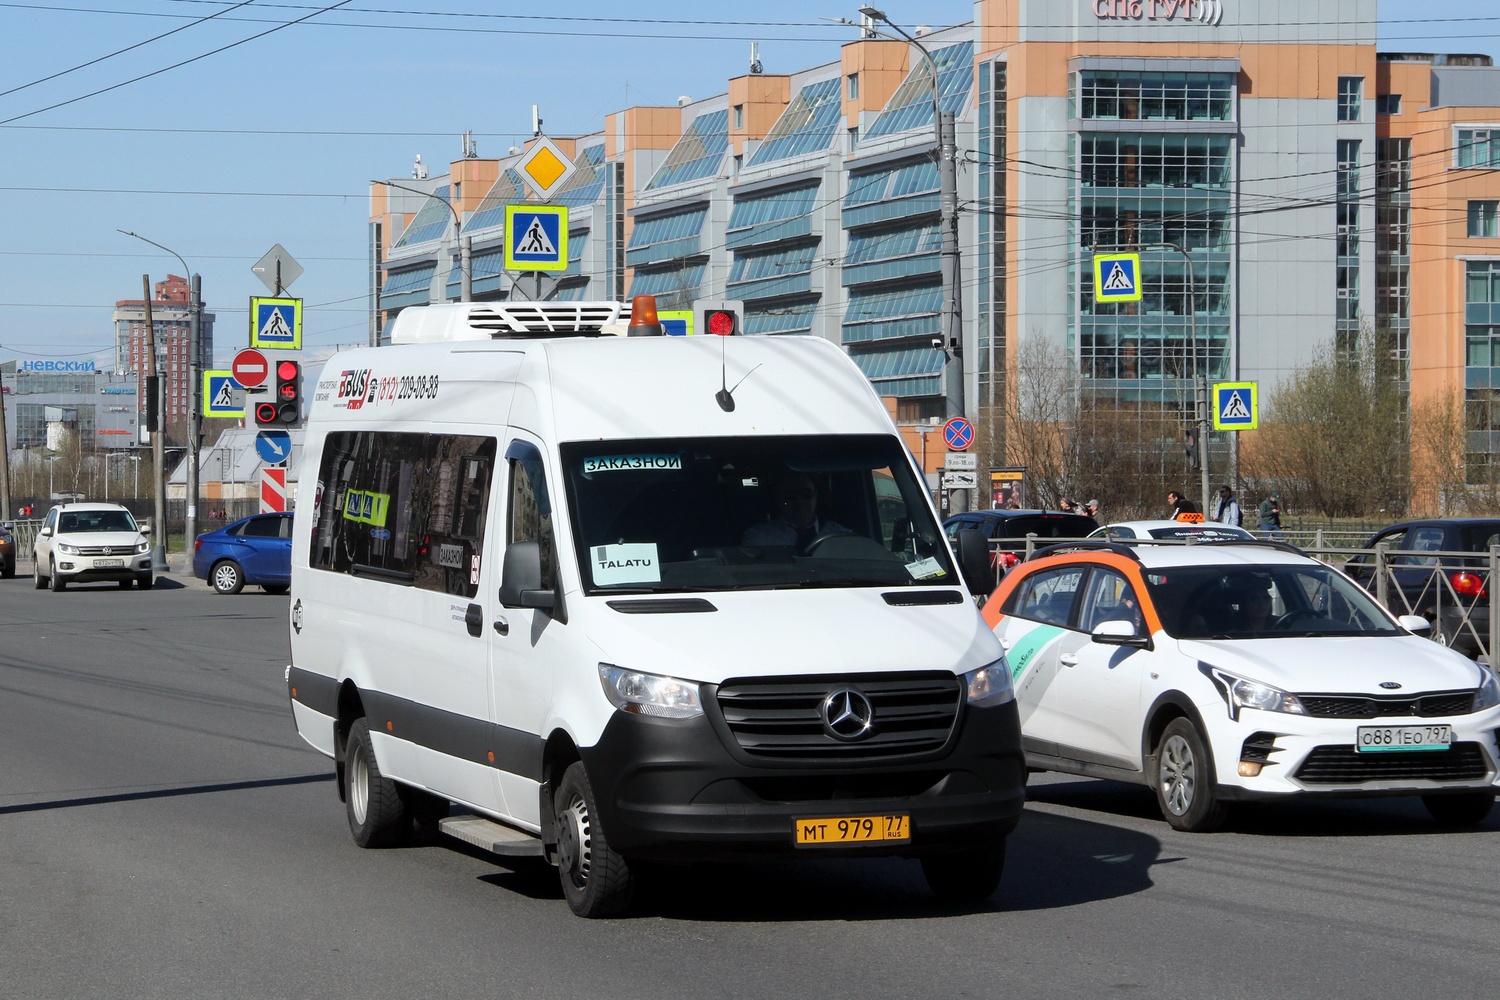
[1212, 381, 1259, 431]
[250, 296, 302, 350]
[1093, 253, 1143, 303]
[203, 371, 245, 419]
[504, 204, 568, 272]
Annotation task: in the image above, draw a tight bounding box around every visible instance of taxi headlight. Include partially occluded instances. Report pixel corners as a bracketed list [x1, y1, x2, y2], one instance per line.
[598, 664, 703, 719]
[57, 542, 79, 555]
[1474, 670, 1500, 712]
[1210, 668, 1307, 720]
[963, 657, 1016, 708]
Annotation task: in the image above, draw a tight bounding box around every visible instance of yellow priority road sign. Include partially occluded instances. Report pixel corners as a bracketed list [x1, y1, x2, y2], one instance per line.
[1093, 253, 1143, 303]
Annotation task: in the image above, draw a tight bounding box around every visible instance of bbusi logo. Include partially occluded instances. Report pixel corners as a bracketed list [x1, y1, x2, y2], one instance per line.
[338, 368, 373, 410]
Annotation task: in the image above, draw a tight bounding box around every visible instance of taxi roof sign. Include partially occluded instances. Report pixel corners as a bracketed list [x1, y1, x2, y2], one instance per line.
[517, 135, 577, 199]
[1093, 253, 1143, 303]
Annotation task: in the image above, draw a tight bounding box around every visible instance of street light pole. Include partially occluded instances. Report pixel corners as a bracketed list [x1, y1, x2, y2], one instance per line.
[118, 230, 202, 553]
[372, 179, 471, 302]
[1088, 240, 1212, 513]
[855, 6, 966, 512]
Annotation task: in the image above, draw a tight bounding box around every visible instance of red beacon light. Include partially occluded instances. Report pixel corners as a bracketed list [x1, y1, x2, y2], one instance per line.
[706, 310, 736, 336]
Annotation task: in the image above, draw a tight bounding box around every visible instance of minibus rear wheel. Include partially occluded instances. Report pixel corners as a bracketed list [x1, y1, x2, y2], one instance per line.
[344, 717, 411, 848]
[554, 762, 634, 917]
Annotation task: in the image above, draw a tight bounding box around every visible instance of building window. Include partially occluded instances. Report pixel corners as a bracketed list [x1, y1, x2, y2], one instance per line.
[1470, 201, 1500, 238]
[1337, 77, 1363, 122]
[847, 73, 859, 101]
[733, 104, 744, 130]
[1076, 70, 1235, 122]
[1458, 128, 1500, 168]
[1376, 94, 1402, 115]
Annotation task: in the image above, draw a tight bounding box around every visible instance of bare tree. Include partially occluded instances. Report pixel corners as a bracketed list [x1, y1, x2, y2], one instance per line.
[1243, 346, 1407, 518]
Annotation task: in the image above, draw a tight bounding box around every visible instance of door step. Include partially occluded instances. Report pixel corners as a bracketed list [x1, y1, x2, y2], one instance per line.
[439, 814, 545, 857]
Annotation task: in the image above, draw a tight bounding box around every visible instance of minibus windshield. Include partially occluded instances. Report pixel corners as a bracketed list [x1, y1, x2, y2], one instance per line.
[560, 435, 956, 594]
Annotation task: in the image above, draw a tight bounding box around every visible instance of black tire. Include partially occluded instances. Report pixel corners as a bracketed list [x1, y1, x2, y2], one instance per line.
[1152, 717, 1229, 832]
[921, 840, 1005, 904]
[401, 786, 450, 842]
[262, 584, 289, 595]
[33, 561, 45, 589]
[118, 579, 132, 589]
[1, 559, 14, 579]
[49, 559, 65, 592]
[211, 560, 244, 595]
[554, 761, 634, 918]
[136, 573, 153, 590]
[1422, 792, 1495, 826]
[344, 718, 412, 848]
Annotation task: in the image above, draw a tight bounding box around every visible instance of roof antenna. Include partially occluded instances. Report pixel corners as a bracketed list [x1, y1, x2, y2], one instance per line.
[715, 337, 761, 413]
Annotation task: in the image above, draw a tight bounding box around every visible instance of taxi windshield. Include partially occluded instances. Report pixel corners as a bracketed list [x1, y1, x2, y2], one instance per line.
[1143, 563, 1402, 639]
[561, 435, 955, 594]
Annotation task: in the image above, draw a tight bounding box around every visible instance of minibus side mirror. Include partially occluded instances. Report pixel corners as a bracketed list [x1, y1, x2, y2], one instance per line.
[499, 541, 555, 611]
[955, 528, 996, 598]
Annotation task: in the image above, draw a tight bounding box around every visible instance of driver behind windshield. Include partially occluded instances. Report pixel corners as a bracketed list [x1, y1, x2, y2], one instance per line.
[742, 472, 850, 551]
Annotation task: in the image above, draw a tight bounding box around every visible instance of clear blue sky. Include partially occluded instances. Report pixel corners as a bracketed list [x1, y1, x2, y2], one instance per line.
[0, 0, 1495, 370]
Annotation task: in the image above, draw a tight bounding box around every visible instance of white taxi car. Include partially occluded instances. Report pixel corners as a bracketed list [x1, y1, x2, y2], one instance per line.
[33, 502, 154, 591]
[982, 540, 1500, 831]
[1089, 519, 1254, 542]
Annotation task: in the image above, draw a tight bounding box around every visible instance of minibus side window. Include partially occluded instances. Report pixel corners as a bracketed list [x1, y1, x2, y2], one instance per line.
[508, 447, 554, 591]
[310, 430, 495, 598]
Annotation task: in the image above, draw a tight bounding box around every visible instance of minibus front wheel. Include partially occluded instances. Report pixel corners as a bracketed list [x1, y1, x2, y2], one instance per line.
[555, 762, 635, 918]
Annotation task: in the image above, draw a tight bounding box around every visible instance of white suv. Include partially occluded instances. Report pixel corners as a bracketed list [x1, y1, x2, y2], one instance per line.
[33, 503, 154, 591]
[983, 540, 1500, 831]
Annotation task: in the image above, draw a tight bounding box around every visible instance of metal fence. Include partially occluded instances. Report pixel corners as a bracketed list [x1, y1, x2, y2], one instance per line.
[6, 498, 271, 567]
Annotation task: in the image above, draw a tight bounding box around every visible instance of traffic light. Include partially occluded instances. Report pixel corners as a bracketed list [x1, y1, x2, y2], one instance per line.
[693, 298, 744, 337]
[256, 359, 301, 426]
[144, 375, 161, 432]
[1185, 428, 1200, 470]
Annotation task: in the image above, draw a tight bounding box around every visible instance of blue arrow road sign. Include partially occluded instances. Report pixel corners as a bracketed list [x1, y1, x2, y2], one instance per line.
[256, 429, 292, 465]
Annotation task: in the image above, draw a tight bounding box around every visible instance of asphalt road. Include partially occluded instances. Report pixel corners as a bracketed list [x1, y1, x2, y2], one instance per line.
[2, 574, 1497, 1000]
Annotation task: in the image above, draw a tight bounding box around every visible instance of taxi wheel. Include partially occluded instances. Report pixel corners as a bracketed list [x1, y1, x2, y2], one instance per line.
[49, 559, 65, 592]
[1152, 718, 1228, 833]
[555, 762, 634, 918]
[921, 839, 1005, 904]
[344, 718, 411, 848]
[1422, 792, 1494, 826]
[211, 560, 245, 595]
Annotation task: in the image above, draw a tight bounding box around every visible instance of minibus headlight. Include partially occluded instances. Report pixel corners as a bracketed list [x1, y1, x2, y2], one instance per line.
[962, 657, 1015, 708]
[598, 664, 704, 719]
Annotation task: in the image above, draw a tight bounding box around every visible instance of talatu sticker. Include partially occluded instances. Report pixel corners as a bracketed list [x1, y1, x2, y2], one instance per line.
[591, 543, 661, 586]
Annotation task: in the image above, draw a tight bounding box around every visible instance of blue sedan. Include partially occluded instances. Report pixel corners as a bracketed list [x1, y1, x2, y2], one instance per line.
[193, 512, 292, 595]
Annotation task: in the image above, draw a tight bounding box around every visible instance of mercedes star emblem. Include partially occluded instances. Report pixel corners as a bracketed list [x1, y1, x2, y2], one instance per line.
[821, 689, 874, 741]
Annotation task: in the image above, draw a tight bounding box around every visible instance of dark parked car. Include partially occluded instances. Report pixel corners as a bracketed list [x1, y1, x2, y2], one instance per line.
[943, 509, 1099, 575]
[1346, 518, 1500, 657]
[193, 512, 292, 595]
[0, 521, 15, 578]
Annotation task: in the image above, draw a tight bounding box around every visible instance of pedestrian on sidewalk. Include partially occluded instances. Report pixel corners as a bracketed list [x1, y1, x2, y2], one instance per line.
[1212, 484, 1241, 526]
